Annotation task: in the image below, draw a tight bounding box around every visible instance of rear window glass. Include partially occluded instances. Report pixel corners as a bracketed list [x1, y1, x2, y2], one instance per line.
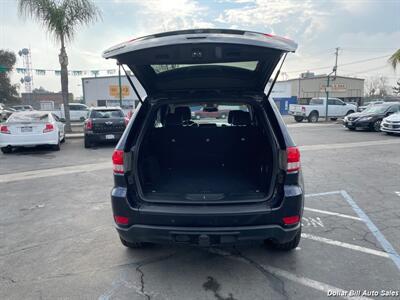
[154, 103, 250, 128]
[310, 98, 323, 105]
[90, 110, 124, 118]
[151, 61, 258, 74]
[8, 112, 49, 122]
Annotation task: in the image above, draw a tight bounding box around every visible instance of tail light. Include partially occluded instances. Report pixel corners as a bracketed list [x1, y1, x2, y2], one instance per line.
[124, 117, 129, 126]
[283, 215, 300, 225]
[85, 119, 93, 130]
[112, 149, 124, 174]
[0, 125, 10, 134]
[114, 215, 129, 225]
[287, 146, 301, 173]
[301, 106, 306, 113]
[43, 123, 54, 133]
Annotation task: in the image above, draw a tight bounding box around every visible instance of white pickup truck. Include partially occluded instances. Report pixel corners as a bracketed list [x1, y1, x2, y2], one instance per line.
[288, 97, 357, 123]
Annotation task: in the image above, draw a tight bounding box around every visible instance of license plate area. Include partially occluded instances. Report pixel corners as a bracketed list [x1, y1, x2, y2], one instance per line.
[105, 134, 115, 140]
[21, 126, 33, 133]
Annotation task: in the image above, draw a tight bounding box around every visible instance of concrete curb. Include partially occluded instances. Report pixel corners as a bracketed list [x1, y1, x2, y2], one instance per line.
[65, 133, 84, 139]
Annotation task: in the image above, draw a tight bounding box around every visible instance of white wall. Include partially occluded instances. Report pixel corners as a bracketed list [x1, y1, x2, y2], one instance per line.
[270, 81, 292, 98]
[82, 76, 146, 107]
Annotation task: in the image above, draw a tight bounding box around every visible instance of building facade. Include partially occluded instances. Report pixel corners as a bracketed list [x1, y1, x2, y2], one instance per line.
[270, 73, 364, 114]
[21, 92, 73, 110]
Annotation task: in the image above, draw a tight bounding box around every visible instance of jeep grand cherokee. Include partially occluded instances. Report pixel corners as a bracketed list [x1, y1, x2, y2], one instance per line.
[103, 29, 304, 250]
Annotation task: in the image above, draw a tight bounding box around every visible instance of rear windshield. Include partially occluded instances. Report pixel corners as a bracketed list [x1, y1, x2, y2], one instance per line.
[90, 109, 124, 118]
[154, 103, 250, 128]
[8, 112, 49, 122]
[151, 61, 258, 74]
[309, 98, 323, 105]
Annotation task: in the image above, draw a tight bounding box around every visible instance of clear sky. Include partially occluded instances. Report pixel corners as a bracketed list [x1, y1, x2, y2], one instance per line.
[1, 0, 399, 98]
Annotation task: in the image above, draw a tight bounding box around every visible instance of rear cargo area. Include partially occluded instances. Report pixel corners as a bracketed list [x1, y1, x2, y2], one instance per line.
[136, 104, 274, 202]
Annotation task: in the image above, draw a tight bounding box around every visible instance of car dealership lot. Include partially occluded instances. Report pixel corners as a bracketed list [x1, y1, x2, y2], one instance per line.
[1, 124, 400, 300]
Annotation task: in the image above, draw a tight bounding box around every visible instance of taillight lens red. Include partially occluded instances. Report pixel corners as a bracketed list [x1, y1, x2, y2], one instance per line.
[287, 146, 301, 173]
[114, 215, 129, 225]
[43, 123, 54, 133]
[283, 216, 300, 225]
[0, 125, 10, 134]
[112, 149, 124, 174]
[85, 119, 93, 130]
[124, 117, 129, 126]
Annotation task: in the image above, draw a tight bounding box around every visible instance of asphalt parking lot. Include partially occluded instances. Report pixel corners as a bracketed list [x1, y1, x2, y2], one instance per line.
[1, 121, 400, 300]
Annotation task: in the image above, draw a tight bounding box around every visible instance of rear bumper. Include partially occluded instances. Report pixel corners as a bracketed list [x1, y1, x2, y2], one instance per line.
[111, 184, 304, 245]
[0, 132, 58, 147]
[85, 132, 123, 142]
[117, 223, 301, 246]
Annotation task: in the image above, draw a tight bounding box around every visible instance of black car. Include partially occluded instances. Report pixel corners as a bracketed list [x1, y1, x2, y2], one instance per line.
[104, 29, 304, 250]
[343, 102, 400, 132]
[84, 107, 128, 148]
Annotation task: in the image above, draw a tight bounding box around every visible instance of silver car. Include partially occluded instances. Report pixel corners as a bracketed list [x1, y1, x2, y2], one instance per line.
[381, 111, 400, 135]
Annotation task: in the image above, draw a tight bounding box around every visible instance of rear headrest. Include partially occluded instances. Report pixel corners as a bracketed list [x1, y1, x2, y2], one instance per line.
[175, 106, 191, 121]
[228, 110, 251, 126]
[165, 113, 181, 127]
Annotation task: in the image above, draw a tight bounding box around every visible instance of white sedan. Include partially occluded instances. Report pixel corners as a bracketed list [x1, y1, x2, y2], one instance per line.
[381, 111, 400, 135]
[0, 111, 65, 154]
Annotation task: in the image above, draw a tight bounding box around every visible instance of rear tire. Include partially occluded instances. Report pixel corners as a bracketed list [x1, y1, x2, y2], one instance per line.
[330, 117, 338, 121]
[120, 236, 150, 249]
[84, 138, 91, 149]
[294, 116, 304, 122]
[52, 142, 60, 151]
[268, 228, 301, 251]
[386, 132, 394, 135]
[1, 146, 12, 154]
[307, 111, 319, 123]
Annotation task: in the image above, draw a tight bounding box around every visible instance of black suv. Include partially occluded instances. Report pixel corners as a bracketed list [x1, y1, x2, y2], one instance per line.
[104, 29, 304, 250]
[84, 107, 128, 148]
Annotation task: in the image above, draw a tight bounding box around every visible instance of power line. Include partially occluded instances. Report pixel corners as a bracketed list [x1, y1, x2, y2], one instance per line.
[284, 54, 392, 74]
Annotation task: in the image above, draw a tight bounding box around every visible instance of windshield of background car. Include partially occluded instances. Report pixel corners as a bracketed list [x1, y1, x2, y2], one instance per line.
[363, 105, 390, 114]
[7, 112, 49, 122]
[309, 98, 323, 105]
[90, 109, 124, 118]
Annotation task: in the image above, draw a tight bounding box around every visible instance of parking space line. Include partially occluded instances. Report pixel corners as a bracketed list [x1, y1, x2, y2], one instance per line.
[302, 233, 389, 258]
[340, 190, 400, 272]
[299, 139, 400, 151]
[305, 191, 341, 198]
[304, 207, 362, 221]
[0, 161, 110, 183]
[262, 265, 373, 300]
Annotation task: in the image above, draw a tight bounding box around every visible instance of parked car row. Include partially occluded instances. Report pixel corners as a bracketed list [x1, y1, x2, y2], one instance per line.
[343, 102, 400, 134]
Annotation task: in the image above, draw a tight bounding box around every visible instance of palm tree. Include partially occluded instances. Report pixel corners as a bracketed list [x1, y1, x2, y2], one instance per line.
[388, 49, 400, 70]
[17, 0, 101, 132]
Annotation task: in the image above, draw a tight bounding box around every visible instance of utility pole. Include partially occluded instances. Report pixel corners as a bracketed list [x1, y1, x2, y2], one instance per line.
[325, 47, 339, 121]
[118, 63, 122, 108]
